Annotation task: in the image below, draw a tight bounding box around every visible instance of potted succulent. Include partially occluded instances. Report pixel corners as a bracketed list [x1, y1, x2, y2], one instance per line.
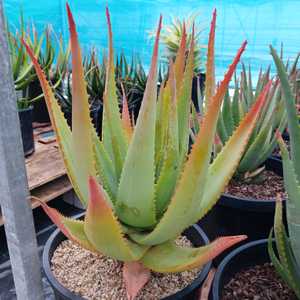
[211, 46, 300, 300]
[8, 14, 68, 124]
[7, 18, 39, 156]
[57, 50, 152, 135]
[16, 97, 34, 156]
[24, 6, 268, 299]
[268, 45, 300, 299]
[196, 58, 296, 242]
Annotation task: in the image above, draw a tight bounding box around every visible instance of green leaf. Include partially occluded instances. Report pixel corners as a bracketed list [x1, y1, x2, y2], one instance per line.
[271, 45, 300, 182]
[278, 136, 300, 268]
[102, 8, 128, 179]
[116, 17, 162, 228]
[155, 62, 180, 215]
[130, 41, 247, 246]
[197, 82, 269, 219]
[273, 199, 300, 298]
[142, 235, 246, 273]
[84, 177, 149, 261]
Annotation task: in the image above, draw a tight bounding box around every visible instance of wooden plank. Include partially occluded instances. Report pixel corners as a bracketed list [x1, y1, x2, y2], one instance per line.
[0, 176, 73, 226]
[25, 141, 66, 190]
[31, 175, 72, 209]
[0, 127, 71, 226]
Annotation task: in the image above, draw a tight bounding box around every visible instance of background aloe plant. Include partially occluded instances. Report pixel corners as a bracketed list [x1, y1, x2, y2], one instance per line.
[268, 47, 300, 299]
[8, 13, 69, 109]
[23, 5, 269, 299]
[158, 12, 205, 73]
[215, 64, 289, 181]
[193, 53, 300, 182]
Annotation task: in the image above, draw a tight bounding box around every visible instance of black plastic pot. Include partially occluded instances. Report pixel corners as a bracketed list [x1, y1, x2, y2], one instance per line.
[192, 73, 206, 112]
[18, 106, 35, 156]
[29, 81, 50, 123]
[64, 104, 102, 135]
[198, 157, 285, 246]
[211, 239, 272, 300]
[43, 217, 212, 300]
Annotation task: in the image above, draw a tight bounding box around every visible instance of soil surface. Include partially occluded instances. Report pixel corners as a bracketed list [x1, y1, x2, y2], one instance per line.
[225, 170, 285, 200]
[222, 263, 297, 300]
[51, 237, 202, 300]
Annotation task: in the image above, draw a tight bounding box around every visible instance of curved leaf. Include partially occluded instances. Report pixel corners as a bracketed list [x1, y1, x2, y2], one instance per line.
[130, 40, 247, 246]
[277, 134, 300, 268]
[84, 177, 149, 261]
[197, 78, 269, 220]
[66, 3, 96, 185]
[271, 46, 300, 182]
[142, 235, 246, 273]
[38, 200, 96, 252]
[21, 39, 88, 205]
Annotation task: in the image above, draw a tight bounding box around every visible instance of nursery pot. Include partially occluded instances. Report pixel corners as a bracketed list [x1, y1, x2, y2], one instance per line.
[192, 73, 206, 112]
[43, 214, 212, 300]
[211, 239, 274, 300]
[198, 157, 285, 246]
[64, 104, 102, 136]
[18, 106, 35, 157]
[29, 81, 50, 123]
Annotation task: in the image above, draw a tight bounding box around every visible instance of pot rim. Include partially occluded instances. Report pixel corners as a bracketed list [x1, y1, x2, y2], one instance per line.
[43, 212, 212, 300]
[18, 105, 34, 113]
[212, 238, 268, 300]
[220, 157, 285, 209]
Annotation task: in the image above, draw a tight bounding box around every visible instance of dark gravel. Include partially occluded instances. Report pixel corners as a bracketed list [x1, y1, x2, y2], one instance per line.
[222, 263, 297, 300]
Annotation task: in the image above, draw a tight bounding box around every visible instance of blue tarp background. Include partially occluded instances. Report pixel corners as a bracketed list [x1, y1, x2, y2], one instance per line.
[4, 0, 300, 80]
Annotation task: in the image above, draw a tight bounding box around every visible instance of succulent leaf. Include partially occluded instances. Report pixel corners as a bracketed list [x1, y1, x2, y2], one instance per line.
[123, 262, 151, 300]
[156, 62, 180, 215]
[38, 200, 96, 252]
[130, 41, 247, 246]
[102, 8, 128, 178]
[92, 130, 118, 200]
[204, 9, 216, 107]
[121, 83, 133, 142]
[197, 79, 269, 219]
[177, 26, 194, 160]
[270, 197, 300, 298]
[173, 23, 187, 92]
[271, 46, 300, 182]
[277, 135, 300, 268]
[21, 39, 88, 205]
[66, 3, 97, 190]
[141, 235, 247, 273]
[85, 177, 149, 261]
[116, 16, 162, 228]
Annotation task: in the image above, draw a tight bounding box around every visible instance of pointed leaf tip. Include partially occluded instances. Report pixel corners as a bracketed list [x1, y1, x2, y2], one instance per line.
[37, 199, 96, 252]
[123, 262, 150, 300]
[66, 3, 75, 31]
[106, 7, 112, 34]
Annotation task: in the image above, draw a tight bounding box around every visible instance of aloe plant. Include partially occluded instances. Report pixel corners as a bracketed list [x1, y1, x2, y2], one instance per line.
[158, 12, 205, 73]
[23, 5, 269, 298]
[216, 64, 289, 181]
[8, 13, 68, 109]
[268, 47, 300, 299]
[193, 51, 300, 181]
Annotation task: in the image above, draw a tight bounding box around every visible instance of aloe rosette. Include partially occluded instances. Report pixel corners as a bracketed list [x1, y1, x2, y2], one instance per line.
[23, 5, 269, 298]
[194, 40, 298, 181]
[268, 47, 300, 299]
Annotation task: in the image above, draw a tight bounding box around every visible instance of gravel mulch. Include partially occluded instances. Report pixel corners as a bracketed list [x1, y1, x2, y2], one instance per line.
[222, 262, 297, 300]
[225, 170, 286, 200]
[51, 237, 202, 300]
